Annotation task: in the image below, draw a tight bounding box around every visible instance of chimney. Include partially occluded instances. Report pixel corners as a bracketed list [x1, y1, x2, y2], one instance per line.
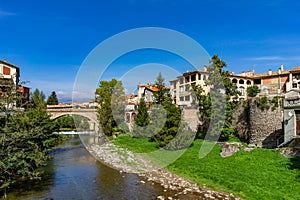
[280, 64, 284, 71]
[268, 69, 272, 75]
[203, 66, 207, 72]
[241, 71, 246, 76]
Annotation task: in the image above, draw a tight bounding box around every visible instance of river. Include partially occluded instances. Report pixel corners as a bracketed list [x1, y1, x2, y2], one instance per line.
[5, 135, 179, 200]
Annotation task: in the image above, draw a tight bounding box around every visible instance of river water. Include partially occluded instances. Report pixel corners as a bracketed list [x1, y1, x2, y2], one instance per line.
[5, 136, 178, 200]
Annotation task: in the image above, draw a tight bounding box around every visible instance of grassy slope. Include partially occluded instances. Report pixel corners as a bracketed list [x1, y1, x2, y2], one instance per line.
[114, 136, 300, 200]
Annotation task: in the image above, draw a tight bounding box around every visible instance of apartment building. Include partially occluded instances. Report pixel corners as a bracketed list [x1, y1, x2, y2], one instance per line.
[230, 65, 290, 99]
[169, 68, 209, 107]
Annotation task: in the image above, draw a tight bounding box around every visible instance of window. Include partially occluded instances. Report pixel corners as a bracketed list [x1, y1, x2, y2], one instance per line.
[239, 79, 244, 84]
[239, 86, 245, 96]
[203, 75, 206, 80]
[293, 83, 298, 88]
[254, 79, 261, 84]
[185, 85, 190, 91]
[246, 80, 251, 85]
[179, 86, 184, 92]
[185, 76, 190, 83]
[180, 78, 184, 84]
[185, 95, 190, 101]
[191, 74, 196, 82]
[3, 66, 10, 75]
[232, 78, 237, 84]
[198, 74, 201, 80]
[180, 96, 184, 101]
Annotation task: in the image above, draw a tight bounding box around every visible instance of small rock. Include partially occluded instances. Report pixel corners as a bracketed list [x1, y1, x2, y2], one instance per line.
[140, 180, 145, 184]
[244, 147, 254, 152]
[157, 196, 165, 200]
[167, 197, 172, 200]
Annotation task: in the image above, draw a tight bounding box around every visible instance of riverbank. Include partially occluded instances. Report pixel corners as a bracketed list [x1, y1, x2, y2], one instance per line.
[110, 136, 300, 200]
[87, 142, 241, 200]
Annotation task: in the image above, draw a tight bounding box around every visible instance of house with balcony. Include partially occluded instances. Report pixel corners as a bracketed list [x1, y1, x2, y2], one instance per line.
[229, 65, 290, 99]
[169, 68, 209, 107]
[0, 59, 20, 93]
[0, 59, 29, 107]
[137, 83, 168, 108]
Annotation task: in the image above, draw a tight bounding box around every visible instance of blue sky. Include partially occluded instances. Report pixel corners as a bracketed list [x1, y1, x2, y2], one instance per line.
[1, 0, 300, 102]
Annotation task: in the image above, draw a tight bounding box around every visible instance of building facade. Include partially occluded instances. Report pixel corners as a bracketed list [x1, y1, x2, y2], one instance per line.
[0, 59, 30, 107]
[169, 69, 209, 107]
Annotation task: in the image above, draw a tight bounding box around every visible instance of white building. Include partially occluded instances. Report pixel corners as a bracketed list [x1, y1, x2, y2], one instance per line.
[0, 59, 20, 87]
[169, 69, 209, 107]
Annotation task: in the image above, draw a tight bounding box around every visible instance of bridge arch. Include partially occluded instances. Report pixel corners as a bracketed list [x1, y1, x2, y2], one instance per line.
[47, 108, 99, 131]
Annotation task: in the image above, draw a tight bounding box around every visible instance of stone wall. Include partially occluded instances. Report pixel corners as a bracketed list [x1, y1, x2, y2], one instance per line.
[182, 108, 200, 132]
[233, 98, 284, 148]
[232, 103, 249, 143]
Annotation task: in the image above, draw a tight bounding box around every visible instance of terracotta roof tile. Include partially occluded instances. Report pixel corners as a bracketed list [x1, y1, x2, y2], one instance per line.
[291, 66, 300, 72]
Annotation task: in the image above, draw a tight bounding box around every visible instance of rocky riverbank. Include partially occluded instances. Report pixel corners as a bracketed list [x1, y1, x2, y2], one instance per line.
[86, 142, 242, 200]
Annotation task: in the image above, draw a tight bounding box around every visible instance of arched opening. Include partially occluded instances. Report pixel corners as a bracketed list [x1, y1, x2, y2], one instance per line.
[239, 79, 244, 84]
[131, 113, 136, 123]
[232, 78, 237, 84]
[239, 86, 245, 96]
[246, 80, 251, 85]
[52, 114, 94, 131]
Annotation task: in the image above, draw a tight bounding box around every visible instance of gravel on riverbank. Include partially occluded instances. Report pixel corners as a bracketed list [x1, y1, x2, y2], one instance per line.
[86, 142, 242, 200]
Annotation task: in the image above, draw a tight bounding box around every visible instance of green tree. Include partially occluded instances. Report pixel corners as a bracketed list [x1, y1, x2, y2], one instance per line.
[46, 91, 59, 105]
[153, 72, 168, 104]
[247, 85, 261, 97]
[151, 95, 182, 147]
[148, 73, 183, 147]
[95, 79, 125, 136]
[54, 115, 76, 131]
[194, 55, 238, 141]
[135, 97, 150, 127]
[191, 84, 211, 134]
[30, 89, 46, 109]
[0, 88, 61, 194]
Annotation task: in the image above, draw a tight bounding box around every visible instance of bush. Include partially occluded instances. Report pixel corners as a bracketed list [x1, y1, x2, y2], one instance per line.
[246, 85, 260, 97]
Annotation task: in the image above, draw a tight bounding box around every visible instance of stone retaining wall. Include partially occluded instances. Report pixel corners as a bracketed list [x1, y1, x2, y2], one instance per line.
[233, 98, 284, 148]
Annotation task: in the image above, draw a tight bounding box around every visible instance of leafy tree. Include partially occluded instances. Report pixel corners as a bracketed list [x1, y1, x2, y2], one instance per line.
[193, 55, 238, 141]
[0, 88, 61, 194]
[191, 84, 211, 134]
[135, 97, 150, 127]
[54, 115, 76, 131]
[95, 79, 125, 136]
[247, 85, 261, 97]
[46, 91, 59, 105]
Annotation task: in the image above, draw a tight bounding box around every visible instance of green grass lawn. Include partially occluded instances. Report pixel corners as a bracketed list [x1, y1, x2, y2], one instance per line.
[114, 136, 300, 200]
[114, 135, 159, 153]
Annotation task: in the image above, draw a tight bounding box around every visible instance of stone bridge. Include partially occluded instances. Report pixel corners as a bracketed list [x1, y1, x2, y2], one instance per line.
[47, 107, 99, 131]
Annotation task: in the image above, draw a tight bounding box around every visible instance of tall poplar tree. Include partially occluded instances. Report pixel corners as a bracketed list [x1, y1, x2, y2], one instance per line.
[95, 79, 125, 136]
[135, 97, 150, 127]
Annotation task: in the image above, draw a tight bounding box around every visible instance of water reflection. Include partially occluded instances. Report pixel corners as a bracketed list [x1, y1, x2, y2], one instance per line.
[5, 136, 176, 200]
